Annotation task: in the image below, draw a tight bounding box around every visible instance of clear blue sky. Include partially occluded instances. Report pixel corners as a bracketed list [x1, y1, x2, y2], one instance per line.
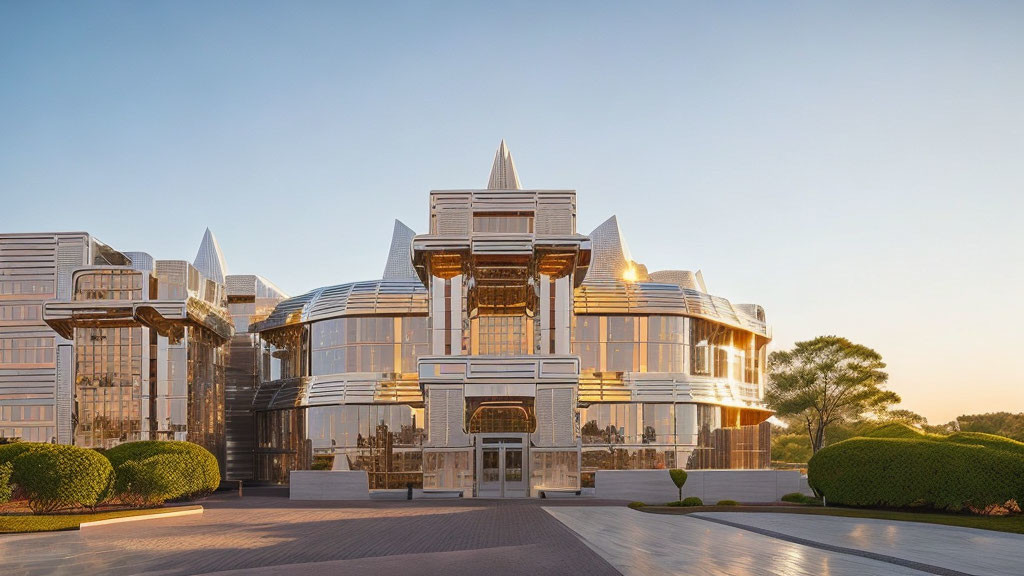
[2, 1, 1022, 424]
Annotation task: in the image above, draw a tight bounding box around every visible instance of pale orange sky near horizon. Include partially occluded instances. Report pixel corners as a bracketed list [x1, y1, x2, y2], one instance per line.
[1, 3, 1021, 424]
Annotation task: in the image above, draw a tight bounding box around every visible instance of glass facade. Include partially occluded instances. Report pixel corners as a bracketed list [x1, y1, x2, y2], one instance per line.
[310, 316, 428, 376]
[579, 402, 770, 472]
[255, 407, 308, 484]
[308, 404, 424, 488]
[74, 327, 144, 448]
[572, 315, 766, 387]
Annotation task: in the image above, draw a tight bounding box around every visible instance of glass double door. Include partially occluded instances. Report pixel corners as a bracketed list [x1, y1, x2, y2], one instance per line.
[477, 435, 528, 498]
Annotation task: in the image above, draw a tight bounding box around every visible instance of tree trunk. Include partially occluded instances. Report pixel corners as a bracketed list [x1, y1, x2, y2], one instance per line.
[811, 423, 827, 453]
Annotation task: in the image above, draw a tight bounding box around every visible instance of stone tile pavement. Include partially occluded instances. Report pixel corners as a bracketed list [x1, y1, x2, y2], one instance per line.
[695, 511, 1024, 576]
[545, 506, 1024, 576]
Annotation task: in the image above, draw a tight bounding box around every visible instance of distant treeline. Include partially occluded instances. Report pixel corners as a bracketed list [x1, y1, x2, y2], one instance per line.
[772, 411, 1024, 464]
[928, 412, 1024, 442]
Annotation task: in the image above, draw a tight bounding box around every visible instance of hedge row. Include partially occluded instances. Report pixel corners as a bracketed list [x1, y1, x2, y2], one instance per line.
[1, 440, 220, 513]
[808, 425, 1024, 513]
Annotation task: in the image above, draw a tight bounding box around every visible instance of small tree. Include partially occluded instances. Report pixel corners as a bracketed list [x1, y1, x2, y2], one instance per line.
[669, 468, 687, 502]
[767, 336, 897, 454]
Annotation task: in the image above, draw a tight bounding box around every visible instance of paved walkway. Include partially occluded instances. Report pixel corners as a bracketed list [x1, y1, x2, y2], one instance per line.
[695, 511, 1024, 576]
[544, 507, 1024, 576]
[0, 491, 622, 576]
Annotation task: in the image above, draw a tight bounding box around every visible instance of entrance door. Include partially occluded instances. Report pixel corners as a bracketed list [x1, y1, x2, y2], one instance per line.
[476, 435, 528, 497]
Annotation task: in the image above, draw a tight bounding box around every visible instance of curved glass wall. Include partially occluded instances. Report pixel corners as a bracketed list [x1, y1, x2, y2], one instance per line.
[259, 326, 305, 382]
[572, 314, 765, 386]
[308, 404, 424, 488]
[310, 316, 428, 376]
[579, 402, 769, 473]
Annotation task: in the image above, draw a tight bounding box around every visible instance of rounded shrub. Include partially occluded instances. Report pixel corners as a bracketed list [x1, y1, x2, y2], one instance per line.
[0, 441, 47, 467]
[628, 501, 646, 509]
[115, 454, 195, 507]
[808, 433, 1024, 512]
[668, 496, 704, 507]
[105, 441, 220, 501]
[11, 444, 114, 513]
[716, 499, 739, 506]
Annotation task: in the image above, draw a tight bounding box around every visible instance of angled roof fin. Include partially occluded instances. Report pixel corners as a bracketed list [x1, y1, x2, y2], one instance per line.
[382, 220, 419, 280]
[486, 139, 522, 190]
[587, 215, 632, 281]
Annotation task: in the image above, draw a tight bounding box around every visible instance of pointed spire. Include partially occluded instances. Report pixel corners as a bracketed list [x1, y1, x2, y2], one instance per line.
[382, 220, 418, 280]
[487, 139, 522, 190]
[193, 228, 228, 285]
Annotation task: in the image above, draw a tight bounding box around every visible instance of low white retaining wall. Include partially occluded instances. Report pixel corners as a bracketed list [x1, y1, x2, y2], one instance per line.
[289, 470, 370, 500]
[595, 469, 811, 504]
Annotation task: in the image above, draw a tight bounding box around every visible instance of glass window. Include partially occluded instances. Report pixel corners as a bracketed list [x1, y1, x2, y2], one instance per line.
[74, 326, 143, 448]
[572, 316, 600, 371]
[476, 315, 528, 355]
[307, 404, 425, 489]
[642, 404, 675, 444]
[260, 326, 304, 381]
[605, 316, 636, 372]
[310, 317, 427, 376]
[0, 304, 43, 323]
[0, 280, 54, 298]
[580, 403, 640, 444]
[646, 316, 684, 372]
[74, 270, 143, 301]
[472, 212, 534, 233]
[0, 337, 55, 365]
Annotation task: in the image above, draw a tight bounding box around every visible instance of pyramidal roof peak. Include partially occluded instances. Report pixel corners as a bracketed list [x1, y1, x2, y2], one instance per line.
[193, 227, 228, 284]
[486, 139, 522, 190]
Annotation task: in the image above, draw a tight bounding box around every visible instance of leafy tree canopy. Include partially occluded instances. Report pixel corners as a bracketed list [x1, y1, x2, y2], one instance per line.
[767, 336, 898, 454]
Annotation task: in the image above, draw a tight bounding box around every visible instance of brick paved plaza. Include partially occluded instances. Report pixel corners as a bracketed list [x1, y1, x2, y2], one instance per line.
[0, 489, 622, 576]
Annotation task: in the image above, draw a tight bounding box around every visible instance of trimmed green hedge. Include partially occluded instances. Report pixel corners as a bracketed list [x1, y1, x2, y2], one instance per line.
[667, 496, 704, 507]
[860, 422, 927, 439]
[0, 461, 12, 503]
[105, 441, 220, 501]
[808, 427, 1024, 512]
[11, 444, 114, 513]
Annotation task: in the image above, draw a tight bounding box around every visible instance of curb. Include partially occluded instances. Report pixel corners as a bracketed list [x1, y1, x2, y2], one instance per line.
[79, 506, 204, 529]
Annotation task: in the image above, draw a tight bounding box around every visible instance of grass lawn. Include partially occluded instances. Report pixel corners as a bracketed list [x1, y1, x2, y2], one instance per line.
[637, 504, 1024, 534]
[0, 506, 200, 534]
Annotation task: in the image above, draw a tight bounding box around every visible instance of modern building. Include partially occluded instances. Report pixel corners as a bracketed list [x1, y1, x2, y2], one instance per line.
[0, 142, 771, 496]
[249, 142, 772, 496]
[0, 229, 287, 480]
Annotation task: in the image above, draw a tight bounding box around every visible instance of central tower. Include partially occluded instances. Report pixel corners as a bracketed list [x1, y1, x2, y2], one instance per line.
[412, 141, 591, 496]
